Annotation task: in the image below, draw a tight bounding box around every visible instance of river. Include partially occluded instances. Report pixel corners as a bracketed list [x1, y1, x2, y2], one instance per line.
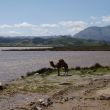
[0, 47, 110, 83]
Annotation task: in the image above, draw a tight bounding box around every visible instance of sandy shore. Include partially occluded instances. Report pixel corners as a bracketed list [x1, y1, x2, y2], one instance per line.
[0, 68, 110, 110]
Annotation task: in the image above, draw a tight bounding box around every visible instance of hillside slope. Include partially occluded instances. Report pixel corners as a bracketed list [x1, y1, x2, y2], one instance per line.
[74, 25, 110, 41]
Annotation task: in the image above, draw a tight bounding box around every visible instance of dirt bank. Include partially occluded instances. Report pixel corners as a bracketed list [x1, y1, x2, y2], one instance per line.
[0, 68, 110, 110]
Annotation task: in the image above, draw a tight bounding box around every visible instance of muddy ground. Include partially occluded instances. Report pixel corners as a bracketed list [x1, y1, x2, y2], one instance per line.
[0, 68, 110, 110]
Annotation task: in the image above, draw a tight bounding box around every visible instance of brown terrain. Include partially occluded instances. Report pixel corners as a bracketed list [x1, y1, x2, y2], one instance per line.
[0, 68, 110, 110]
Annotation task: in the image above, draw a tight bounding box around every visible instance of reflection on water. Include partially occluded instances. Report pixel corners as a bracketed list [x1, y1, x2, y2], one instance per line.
[0, 48, 110, 83]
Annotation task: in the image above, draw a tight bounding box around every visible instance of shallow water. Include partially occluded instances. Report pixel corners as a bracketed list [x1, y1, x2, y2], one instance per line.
[0, 47, 110, 83]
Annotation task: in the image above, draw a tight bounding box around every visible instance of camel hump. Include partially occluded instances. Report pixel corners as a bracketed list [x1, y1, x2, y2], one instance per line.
[59, 59, 64, 61]
[59, 59, 68, 67]
[59, 59, 65, 64]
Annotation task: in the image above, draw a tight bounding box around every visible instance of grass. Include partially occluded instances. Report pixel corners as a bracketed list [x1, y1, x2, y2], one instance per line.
[1, 64, 110, 96]
[71, 64, 110, 76]
[1, 74, 60, 95]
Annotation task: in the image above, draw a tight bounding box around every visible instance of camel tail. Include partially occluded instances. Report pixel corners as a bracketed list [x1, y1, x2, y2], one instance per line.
[50, 61, 56, 68]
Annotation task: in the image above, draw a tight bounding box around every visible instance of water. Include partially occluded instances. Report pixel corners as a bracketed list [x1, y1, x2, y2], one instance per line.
[0, 47, 110, 83]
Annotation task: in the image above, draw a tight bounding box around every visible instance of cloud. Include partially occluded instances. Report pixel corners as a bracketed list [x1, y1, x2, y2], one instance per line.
[95, 21, 101, 24]
[9, 31, 21, 35]
[1, 15, 110, 36]
[41, 23, 58, 28]
[0, 21, 87, 36]
[102, 16, 110, 22]
[59, 21, 87, 28]
[90, 16, 97, 20]
[1, 18, 107, 36]
[59, 21, 87, 33]
[89, 16, 110, 26]
[0, 31, 21, 36]
[90, 21, 102, 26]
[32, 27, 50, 35]
[0, 24, 12, 28]
[14, 22, 37, 28]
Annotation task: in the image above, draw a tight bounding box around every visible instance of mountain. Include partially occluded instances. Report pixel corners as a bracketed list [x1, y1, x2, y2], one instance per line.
[0, 35, 109, 47]
[74, 25, 110, 41]
[0, 25, 110, 47]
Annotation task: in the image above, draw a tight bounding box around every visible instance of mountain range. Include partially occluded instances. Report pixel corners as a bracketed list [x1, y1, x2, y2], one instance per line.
[0, 25, 110, 46]
[74, 25, 110, 41]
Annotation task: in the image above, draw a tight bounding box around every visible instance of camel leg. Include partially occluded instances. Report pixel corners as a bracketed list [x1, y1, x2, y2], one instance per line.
[58, 68, 60, 76]
[64, 67, 68, 76]
[64, 68, 67, 76]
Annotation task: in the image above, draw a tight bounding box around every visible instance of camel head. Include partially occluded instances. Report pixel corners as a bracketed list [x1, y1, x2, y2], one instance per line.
[49, 61, 56, 68]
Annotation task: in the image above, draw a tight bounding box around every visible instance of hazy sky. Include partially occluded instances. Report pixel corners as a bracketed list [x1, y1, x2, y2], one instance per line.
[0, 0, 110, 36]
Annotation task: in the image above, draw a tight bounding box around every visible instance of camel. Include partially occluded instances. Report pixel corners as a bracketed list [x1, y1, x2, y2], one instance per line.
[50, 59, 68, 76]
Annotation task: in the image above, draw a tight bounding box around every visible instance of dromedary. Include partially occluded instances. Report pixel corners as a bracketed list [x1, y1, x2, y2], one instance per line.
[50, 59, 68, 76]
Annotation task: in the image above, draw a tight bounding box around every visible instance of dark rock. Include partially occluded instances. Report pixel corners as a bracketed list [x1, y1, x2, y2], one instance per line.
[64, 97, 69, 102]
[29, 102, 36, 106]
[99, 95, 110, 100]
[0, 82, 4, 90]
[0, 86, 4, 90]
[38, 98, 53, 107]
[36, 107, 42, 110]
[21, 75, 25, 79]
[70, 96, 75, 100]
[31, 106, 42, 110]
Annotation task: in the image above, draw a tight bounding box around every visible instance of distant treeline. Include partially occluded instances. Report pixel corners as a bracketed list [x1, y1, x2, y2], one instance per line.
[0, 35, 110, 47]
[52, 46, 110, 51]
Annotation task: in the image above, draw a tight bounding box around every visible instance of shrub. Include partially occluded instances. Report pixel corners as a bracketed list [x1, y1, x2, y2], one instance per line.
[90, 63, 102, 69]
[26, 68, 53, 77]
[75, 66, 81, 70]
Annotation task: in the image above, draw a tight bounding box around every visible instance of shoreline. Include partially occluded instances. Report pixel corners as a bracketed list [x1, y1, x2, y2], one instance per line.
[1, 63, 109, 84]
[0, 64, 110, 110]
[1, 46, 110, 51]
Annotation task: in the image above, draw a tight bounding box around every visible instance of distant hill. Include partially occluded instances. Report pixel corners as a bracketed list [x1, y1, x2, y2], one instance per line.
[0, 35, 109, 47]
[74, 25, 110, 41]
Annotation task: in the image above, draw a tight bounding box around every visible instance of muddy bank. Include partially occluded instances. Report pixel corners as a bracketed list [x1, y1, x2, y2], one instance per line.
[0, 67, 110, 110]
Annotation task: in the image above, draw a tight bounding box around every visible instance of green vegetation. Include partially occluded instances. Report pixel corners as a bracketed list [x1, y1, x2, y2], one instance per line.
[71, 63, 110, 76]
[71, 67, 110, 76]
[1, 74, 59, 95]
[1, 63, 110, 97]
[0, 36, 110, 48]
[1, 25, 110, 49]
[51, 45, 110, 51]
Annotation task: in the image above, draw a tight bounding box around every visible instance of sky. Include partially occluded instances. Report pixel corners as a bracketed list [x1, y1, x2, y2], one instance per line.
[0, 0, 110, 36]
